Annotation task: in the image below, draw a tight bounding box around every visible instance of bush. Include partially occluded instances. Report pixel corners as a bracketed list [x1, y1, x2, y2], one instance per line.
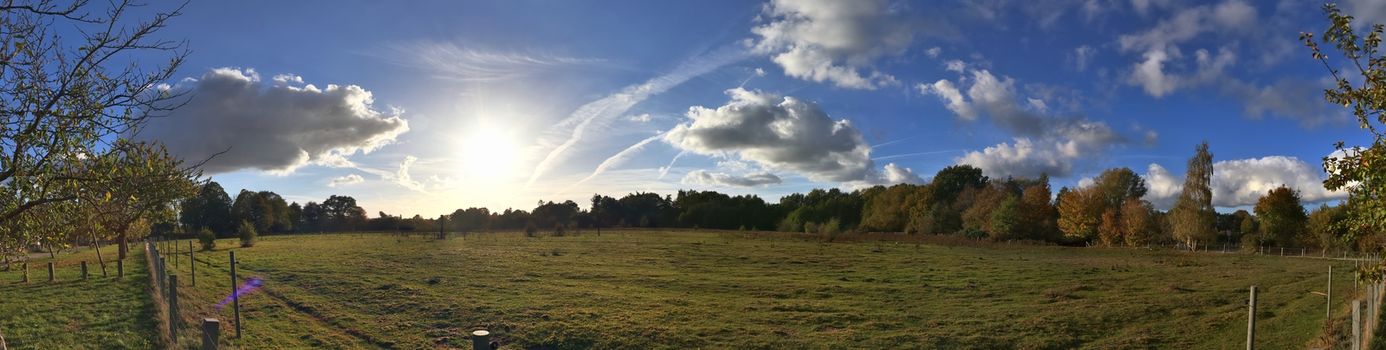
[821, 218, 842, 242]
[552, 224, 566, 237]
[238, 221, 257, 247]
[524, 222, 538, 237]
[198, 228, 216, 251]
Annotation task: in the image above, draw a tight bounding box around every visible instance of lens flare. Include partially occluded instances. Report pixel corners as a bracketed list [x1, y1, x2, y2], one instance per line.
[217, 277, 264, 309]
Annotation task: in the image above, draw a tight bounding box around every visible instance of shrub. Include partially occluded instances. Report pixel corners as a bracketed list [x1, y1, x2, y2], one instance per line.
[821, 218, 842, 242]
[198, 228, 216, 251]
[552, 224, 566, 237]
[524, 222, 538, 237]
[238, 220, 257, 247]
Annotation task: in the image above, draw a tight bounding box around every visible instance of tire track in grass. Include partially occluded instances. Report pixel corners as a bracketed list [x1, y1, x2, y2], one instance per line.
[191, 255, 397, 349]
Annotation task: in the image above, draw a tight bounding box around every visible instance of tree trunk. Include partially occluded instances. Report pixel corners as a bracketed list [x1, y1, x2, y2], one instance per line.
[117, 234, 127, 260]
[1, 325, 9, 350]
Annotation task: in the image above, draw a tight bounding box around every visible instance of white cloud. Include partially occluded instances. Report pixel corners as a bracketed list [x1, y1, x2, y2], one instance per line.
[751, 0, 912, 89]
[1117, 0, 1257, 97]
[944, 60, 966, 73]
[1072, 45, 1097, 71]
[925, 46, 942, 58]
[1142, 156, 1348, 209]
[922, 69, 1127, 178]
[327, 174, 364, 187]
[627, 113, 653, 123]
[1343, 0, 1386, 30]
[140, 68, 409, 174]
[272, 74, 303, 85]
[664, 88, 872, 182]
[682, 170, 783, 187]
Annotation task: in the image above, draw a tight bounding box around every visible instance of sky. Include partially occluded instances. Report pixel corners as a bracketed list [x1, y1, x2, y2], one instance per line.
[128, 0, 1384, 218]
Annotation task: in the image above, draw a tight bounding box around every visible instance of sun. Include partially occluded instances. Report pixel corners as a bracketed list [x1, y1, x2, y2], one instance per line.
[458, 123, 520, 181]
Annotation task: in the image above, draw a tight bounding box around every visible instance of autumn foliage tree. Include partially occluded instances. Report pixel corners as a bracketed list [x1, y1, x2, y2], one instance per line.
[1170, 142, 1217, 249]
[1253, 186, 1308, 247]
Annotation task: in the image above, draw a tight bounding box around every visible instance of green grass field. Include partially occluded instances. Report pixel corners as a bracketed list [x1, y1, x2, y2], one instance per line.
[0, 246, 158, 349]
[125, 230, 1362, 349]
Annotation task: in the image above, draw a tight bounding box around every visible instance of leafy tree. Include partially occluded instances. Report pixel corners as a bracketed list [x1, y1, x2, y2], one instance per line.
[84, 140, 200, 259]
[181, 182, 235, 236]
[1170, 142, 1216, 248]
[1302, 4, 1386, 244]
[1018, 177, 1058, 240]
[1097, 208, 1122, 246]
[0, 0, 187, 227]
[1253, 186, 1308, 247]
[1121, 199, 1155, 247]
[989, 196, 1021, 241]
[1308, 204, 1349, 249]
[1058, 187, 1102, 243]
[198, 228, 216, 251]
[1093, 168, 1149, 209]
[931, 165, 988, 205]
[238, 221, 257, 248]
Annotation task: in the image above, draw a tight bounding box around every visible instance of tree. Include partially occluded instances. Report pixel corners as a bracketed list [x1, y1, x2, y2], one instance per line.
[1097, 208, 1122, 246]
[1308, 204, 1348, 250]
[1254, 186, 1308, 247]
[238, 220, 257, 247]
[1093, 168, 1148, 209]
[0, 0, 188, 228]
[1057, 187, 1102, 243]
[989, 196, 1021, 241]
[1303, 4, 1386, 246]
[931, 165, 988, 205]
[181, 182, 234, 235]
[1121, 199, 1154, 247]
[1018, 177, 1058, 241]
[1170, 142, 1216, 249]
[83, 140, 199, 260]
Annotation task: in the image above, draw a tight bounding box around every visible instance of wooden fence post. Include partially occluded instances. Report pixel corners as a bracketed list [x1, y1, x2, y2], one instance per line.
[1353, 299, 1362, 350]
[169, 274, 180, 340]
[1247, 285, 1257, 350]
[1329, 266, 1334, 320]
[81, 261, 87, 280]
[201, 318, 220, 350]
[472, 330, 490, 350]
[230, 250, 241, 339]
[47, 262, 54, 282]
[190, 242, 195, 287]
[21, 262, 27, 283]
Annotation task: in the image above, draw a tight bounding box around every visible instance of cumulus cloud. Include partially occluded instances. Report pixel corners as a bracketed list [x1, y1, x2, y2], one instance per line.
[327, 174, 364, 187]
[1071, 45, 1096, 71]
[1141, 156, 1347, 209]
[1343, 0, 1386, 30]
[682, 170, 783, 187]
[919, 69, 1126, 178]
[139, 68, 409, 174]
[664, 88, 872, 182]
[751, 0, 912, 89]
[1117, 0, 1256, 97]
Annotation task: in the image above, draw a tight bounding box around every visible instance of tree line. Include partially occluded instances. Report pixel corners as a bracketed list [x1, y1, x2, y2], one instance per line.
[174, 141, 1375, 252]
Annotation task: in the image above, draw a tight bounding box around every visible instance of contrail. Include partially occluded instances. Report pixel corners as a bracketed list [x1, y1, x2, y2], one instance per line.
[557, 132, 666, 196]
[871, 149, 965, 161]
[525, 44, 751, 188]
[657, 151, 687, 180]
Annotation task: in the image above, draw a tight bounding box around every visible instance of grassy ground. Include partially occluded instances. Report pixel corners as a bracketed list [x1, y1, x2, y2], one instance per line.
[149, 230, 1364, 349]
[0, 245, 158, 349]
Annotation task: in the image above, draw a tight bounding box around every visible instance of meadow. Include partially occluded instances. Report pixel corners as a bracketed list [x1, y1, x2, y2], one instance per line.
[0, 246, 158, 349]
[128, 229, 1363, 349]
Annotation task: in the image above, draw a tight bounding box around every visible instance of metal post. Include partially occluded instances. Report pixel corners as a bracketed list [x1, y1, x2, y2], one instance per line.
[46, 262, 53, 282]
[471, 330, 490, 350]
[201, 318, 220, 350]
[230, 250, 241, 339]
[1247, 285, 1257, 350]
[169, 274, 180, 340]
[1353, 299, 1362, 350]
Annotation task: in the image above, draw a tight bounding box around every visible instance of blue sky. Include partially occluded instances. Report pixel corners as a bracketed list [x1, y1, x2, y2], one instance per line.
[133, 0, 1382, 217]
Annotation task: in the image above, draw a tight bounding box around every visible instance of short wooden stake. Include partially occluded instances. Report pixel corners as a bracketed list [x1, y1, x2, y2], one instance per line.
[1329, 266, 1334, 320]
[1247, 285, 1257, 350]
[472, 330, 490, 350]
[190, 242, 196, 287]
[81, 261, 88, 280]
[21, 262, 27, 283]
[201, 318, 220, 350]
[46, 262, 54, 282]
